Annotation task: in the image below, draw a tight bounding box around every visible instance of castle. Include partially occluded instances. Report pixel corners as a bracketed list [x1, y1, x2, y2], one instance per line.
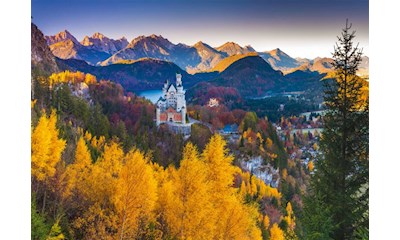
[156, 73, 187, 126]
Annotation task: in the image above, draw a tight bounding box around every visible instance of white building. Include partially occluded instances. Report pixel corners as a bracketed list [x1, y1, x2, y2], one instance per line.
[156, 73, 187, 126]
[208, 98, 219, 107]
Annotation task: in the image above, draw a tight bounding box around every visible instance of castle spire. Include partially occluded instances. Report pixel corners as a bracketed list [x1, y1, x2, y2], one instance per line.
[176, 73, 182, 86]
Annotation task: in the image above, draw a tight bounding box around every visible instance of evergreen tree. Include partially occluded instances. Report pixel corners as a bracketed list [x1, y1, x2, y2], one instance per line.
[303, 20, 369, 239]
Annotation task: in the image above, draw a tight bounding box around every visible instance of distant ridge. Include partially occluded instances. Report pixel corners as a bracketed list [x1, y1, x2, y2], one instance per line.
[46, 29, 369, 75]
[209, 52, 258, 73]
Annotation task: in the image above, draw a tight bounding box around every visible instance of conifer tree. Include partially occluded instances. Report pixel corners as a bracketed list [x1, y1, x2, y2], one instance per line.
[303, 20, 369, 239]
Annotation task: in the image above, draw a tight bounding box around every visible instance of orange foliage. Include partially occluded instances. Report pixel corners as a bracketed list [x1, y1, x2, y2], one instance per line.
[49, 70, 97, 87]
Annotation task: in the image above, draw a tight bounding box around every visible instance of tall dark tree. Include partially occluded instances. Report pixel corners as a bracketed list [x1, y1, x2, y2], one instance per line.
[303, 20, 369, 239]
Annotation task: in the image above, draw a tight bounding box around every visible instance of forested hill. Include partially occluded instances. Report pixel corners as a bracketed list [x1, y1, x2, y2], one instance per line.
[56, 57, 218, 92]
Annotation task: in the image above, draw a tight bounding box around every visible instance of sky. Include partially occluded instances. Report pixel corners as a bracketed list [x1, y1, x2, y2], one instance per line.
[32, 0, 368, 59]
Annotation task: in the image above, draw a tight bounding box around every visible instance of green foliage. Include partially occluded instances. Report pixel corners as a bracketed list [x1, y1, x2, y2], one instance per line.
[238, 96, 320, 123]
[353, 226, 368, 240]
[188, 123, 212, 151]
[267, 122, 288, 169]
[302, 20, 369, 239]
[46, 218, 65, 240]
[88, 104, 110, 139]
[240, 111, 258, 131]
[32, 199, 51, 240]
[301, 194, 334, 240]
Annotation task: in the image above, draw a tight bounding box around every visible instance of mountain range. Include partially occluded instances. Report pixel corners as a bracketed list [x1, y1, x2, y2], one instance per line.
[45, 29, 369, 75]
[33, 23, 369, 101]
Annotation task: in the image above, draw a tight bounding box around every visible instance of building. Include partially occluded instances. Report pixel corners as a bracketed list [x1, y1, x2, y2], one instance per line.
[207, 98, 219, 107]
[220, 124, 239, 135]
[156, 73, 187, 126]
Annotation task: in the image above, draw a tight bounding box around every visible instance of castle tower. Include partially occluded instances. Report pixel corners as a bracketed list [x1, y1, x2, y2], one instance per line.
[176, 73, 185, 112]
[176, 73, 182, 86]
[181, 106, 186, 124]
[162, 79, 169, 97]
[156, 106, 160, 126]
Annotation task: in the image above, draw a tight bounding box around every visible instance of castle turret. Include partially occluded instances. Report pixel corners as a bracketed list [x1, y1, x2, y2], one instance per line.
[162, 79, 169, 97]
[181, 106, 186, 124]
[176, 73, 182, 86]
[156, 105, 161, 126]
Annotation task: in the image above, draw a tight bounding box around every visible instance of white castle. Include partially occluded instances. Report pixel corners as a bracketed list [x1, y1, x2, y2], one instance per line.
[156, 73, 187, 126]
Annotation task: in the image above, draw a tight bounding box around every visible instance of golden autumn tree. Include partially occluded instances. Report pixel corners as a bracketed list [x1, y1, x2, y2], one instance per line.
[263, 215, 270, 229]
[202, 134, 262, 240]
[216, 197, 262, 240]
[113, 149, 158, 239]
[62, 137, 92, 199]
[270, 223, 285, 240]
[153, 164, 176, 238]
[84, 73, 97, 85]
[284, 202, 296, 230]
[308, 161, 314, 172]
[159, 143, 214, 239]
[31, 110, 66, 182]
[71, 141, 124, 239]
[202, 134, 236, 199]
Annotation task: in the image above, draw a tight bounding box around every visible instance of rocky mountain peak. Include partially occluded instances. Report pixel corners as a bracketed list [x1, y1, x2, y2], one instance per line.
[46, 30, 79, 45]
[91, 32, 109, 40]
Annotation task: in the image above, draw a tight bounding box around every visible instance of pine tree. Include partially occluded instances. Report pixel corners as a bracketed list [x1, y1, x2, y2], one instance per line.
[303, 20, 369, 239]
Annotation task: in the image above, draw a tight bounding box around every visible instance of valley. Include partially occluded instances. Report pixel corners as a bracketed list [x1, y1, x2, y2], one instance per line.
[30, 19, 369, 240]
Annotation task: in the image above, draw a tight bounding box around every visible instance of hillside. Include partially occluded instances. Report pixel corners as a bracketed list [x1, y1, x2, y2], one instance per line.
[186, 41, 228, 73]
[31, 23, 59, 75]
[212, 55, 284, 97]
[209, 52, 258, 72]
[57, 57, 215, 92]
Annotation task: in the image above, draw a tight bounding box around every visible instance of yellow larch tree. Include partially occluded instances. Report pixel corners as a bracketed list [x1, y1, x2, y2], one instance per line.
[113, 149, 158, 239]
[71, 141, 124, 239]
[250, 175, 258, 197]
[202, 135, 262, 240]
[308, 161, 314, 172]
[62, 137, 92, 199]
[263, 214, 270, 230]
[202, 134, 236, 200]
[84, 73, 97, 85]
[97, 140, 124, 178]
[215, 196, 262, 240]
[31, 110, 66, 182]
[165, 143, 215, 239]
[240, 180, 247, 196]
[270, 223, 285, 240]
[284, 202, 296, 230]
[154, 166, 176, 238]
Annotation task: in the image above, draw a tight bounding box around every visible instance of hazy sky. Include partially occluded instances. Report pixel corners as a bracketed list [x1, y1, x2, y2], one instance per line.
[32, 0, 369, 59]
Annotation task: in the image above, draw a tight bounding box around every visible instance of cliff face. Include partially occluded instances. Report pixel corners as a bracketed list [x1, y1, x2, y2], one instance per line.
[31, 22, 59, 75]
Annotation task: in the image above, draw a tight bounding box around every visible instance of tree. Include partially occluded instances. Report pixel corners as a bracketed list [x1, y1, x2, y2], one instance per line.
[31, 198, 51, 240]
[62, 137, 92, 199]
[303, 20, 369, 239]
[31, 110, 66, 182]
[240, 112, 258, 132]
[164, 143, 215, 239]
[270, 223, 284, 240]
[46, 218, 65, 240]
[202, 135, 261, 240]
[114, 149, 157, 239]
